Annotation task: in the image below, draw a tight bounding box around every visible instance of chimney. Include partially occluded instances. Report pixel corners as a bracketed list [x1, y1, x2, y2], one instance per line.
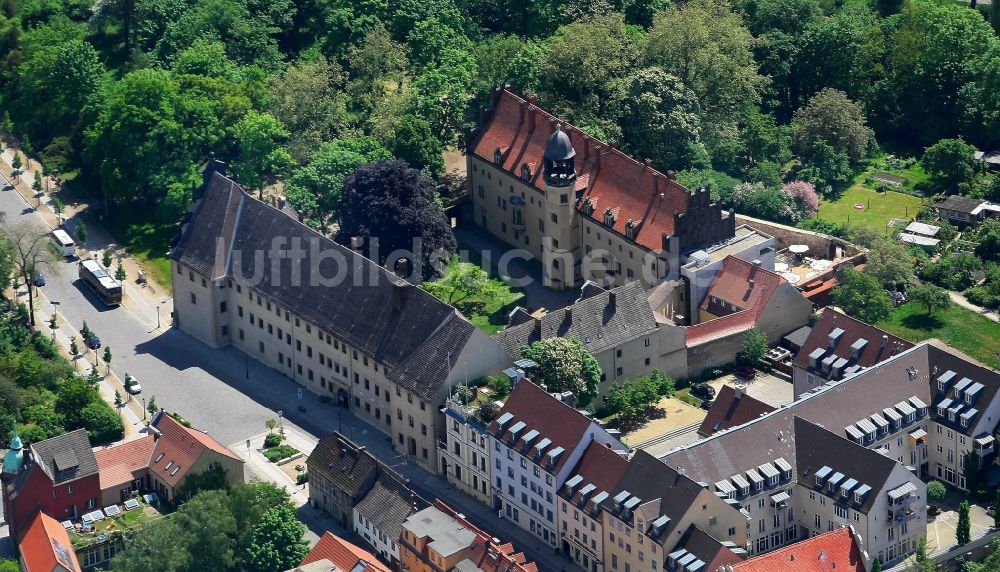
[608, 291, 617, 310]
[653, 174, 660, 196]
[277, 196, 287, 209]
[666, 170, 676, 180]
[564, 307, 573, 324]
[528, 107, 537, 131]
[271, 196, 277, 207]
[750, 259, 761, 278]
[881, 334, 888, 348]
[391, 281, 406, 311]
[644, 158, 652, 172]
[534, 317, 542, 334]
[594, 145, 602, 171]
[733, 386, 745, 400]
[519, 100, 527, 125]
[583, 138, 590, 161]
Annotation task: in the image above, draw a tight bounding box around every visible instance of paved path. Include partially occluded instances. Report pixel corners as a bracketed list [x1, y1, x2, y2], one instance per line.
[0, 156, 579, 571]
[948, 291, 1000, 323]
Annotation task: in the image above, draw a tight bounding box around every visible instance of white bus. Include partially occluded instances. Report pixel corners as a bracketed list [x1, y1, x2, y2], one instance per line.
[51, 229, 76, 258]
[79, 259, 123, 306]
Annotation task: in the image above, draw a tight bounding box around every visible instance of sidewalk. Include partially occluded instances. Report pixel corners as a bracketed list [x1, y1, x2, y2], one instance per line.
[948, 291, 1000, 323]
[0, 145, 173, 332]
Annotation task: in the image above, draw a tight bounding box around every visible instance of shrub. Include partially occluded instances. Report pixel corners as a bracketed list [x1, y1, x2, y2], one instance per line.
[926, 480, 946, 503]
[263, 433, 283, 448]
[263, 444, 298, 463]
[296, 472, 309, 485]
[487, 375, 511, 397]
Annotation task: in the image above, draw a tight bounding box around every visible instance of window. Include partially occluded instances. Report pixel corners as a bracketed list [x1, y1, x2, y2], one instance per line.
[190, 292, 197, 304]
[835, 505, 847, 519]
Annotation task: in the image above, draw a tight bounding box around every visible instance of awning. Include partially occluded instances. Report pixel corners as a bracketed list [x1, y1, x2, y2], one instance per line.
[909, 429, 927, 441]
[975, 435, 995, 446]
[770, 491, 790, 504]
[888, 481, 917, 500]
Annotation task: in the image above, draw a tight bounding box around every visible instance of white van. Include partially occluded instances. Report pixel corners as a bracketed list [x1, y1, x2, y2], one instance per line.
[51, 229, 76, 258]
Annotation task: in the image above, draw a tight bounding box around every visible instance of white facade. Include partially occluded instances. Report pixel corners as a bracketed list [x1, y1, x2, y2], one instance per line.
[353, 508, 399, 564]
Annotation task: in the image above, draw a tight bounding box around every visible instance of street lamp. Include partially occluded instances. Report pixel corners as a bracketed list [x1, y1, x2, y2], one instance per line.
[142, 397, 146, 421]
[156, 305, 160, 329]
[277, 410, 284, 436]
[49, 301, 60, 340]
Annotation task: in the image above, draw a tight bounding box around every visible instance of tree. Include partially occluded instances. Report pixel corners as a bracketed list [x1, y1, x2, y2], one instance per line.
[796, 140, 853, 190]
[975, 219, 1000, 262]
[871, 557, 882, 572]
[926, 480, 946, 504]
[919, 253, 983, 291]
[31, 171, 42, 197]
[115, 259, 126, 282]
[2, 222, 56, 326]
[11, 152, 22, 181]
[832, 268, 894, 324]
[958, 500, 971, 546]
[75, 221, 87, 244]
[102, 249, 113, 268]
[81, 321, 92, 341]
[742, 327, 768, 364]
[616, 67, 705, 171]
[346, 25, 406, 114]
[56, 377, 95, 429]
[389, 115, 444, 177]
[232, 111, 292, 191]
[921, 138, 977, 192]
[520, 337, 601, 405]
[114, 390, 124, 411]
[421, 257, 500, 304]
[537, 13, 640, 121]
[910, 283, 950, 315]
[604, 372, 667, 428]
[242, 504, 308, 572]
[267, 56, 348, 164]
[147, 395, 158, 416]
[69, 336, 79, 356]
[477, 400, 500, 423]
[916, 536, 928, 563]
[863, 239, 915, 287]
[285, 137, 391, 226]
[80, 401, 123, 442]
[336, 160, 456, 277]
[780, 181, 819, 219]
[644, 0, 765, 147]
[792, 88, 872, 166]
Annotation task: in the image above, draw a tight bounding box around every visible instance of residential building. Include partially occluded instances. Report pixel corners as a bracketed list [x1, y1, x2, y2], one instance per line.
[306, 432, 379, 529]
[171, 167, 510, 473]
[490, 379, 627, 548]
[93, 435, 155, 506]
[495, 282, 663, 392]
[1, 430, 100, 539]
[292, 531, 391, 572]
[663, 336, 1000, 565]
[557, 440, 629, 572]
[439, 393, 494, 505]
[468, 87, 737, 292]
[399, 500, 538, 572]
[671, 525, 744, 572]
[18, 510, 82, 572]
[933, 195, 1000, 227]
[353, 471, 422, 566]
[792, 309, 913, 398]
[721, 526, 867, 572]
[698, 386, 775, 437]
[600, 450, 748, 572]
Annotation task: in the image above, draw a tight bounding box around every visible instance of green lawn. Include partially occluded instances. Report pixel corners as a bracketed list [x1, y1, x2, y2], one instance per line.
[815, 184, 924, 230]
[422, 258, 525, 334]
[878, 302, 1000, 369]
[102, 211, 176, 294]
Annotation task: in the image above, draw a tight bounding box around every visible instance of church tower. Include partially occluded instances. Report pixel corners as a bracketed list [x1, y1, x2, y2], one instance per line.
[542, 124, 577, 290]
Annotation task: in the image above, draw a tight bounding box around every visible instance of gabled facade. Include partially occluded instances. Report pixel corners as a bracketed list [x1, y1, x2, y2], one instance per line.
[439, 394, 493, 505]
[1, 430, 100, 539]
[18, 510, 82, 572]
[171, 168, 511, 473]
[295, 531, 391, 572]
[353, 471, 423, 566]
[489, 379, 627, 548]
[306, 432, 380, 529]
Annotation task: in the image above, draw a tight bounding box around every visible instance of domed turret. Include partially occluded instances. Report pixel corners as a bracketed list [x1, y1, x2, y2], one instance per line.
[3, 434, 23, 475]
[544, 125, 576, 187]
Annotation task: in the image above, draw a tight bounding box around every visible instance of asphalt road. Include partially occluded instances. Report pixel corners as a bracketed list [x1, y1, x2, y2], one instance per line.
[0, 183, 579, 571]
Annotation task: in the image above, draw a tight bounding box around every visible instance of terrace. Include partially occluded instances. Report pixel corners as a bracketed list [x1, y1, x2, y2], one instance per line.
[68, 493, 170, 551]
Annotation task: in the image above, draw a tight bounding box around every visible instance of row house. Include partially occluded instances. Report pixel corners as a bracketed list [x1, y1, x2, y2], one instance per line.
[171, 167, 511, 473]
[489, 380, 628, 548]
[439, 392, 495, 505]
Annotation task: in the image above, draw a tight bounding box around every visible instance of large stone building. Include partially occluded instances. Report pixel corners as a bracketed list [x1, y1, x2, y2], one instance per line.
[468, 88, 738, 291]
[171, 168, 511, 472]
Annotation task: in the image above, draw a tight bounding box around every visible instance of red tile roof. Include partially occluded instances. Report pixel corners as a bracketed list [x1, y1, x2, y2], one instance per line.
[471, 89, 698, 252]
[490, 380, 593, 474]
[686, 257, 785, 345]
[731, 527, 866, 572]
[150, 413, 240, 487]
[94, 435, 155, 491]
[697, 385, 775, 436]
[570, 440, 628, 493]
[793, 308, 913, 370]
[19, 510, 82, 572]
[432, 500, 538, 572]
[299, 532, 390, 572]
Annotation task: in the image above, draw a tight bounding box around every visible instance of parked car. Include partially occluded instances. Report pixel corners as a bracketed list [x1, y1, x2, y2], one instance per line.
[33, 274, 45, 287]
[124, 375, 141, 395]
[734, 366, 756, 380]
[690, 383, 716, 400]
[700, 399, 714, 411]
[85, 333, 101, 349]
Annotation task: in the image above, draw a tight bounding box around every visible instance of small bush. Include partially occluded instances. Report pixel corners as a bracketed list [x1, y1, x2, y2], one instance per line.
[263, 433, 283, 448]
[263, 444, 298, 463]
[296, 472, 309, 485]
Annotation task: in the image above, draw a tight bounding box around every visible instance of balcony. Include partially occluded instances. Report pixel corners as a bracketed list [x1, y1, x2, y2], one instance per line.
[974, 435, 995, 456]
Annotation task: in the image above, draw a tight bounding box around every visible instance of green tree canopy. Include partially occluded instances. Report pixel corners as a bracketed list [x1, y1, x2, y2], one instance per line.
[742, 326, 768, 364]
[266, 56, 348, 163]
[389, 114, 444, 176]
[792, 88, 872, 166]
[863, 238, 915, 287]
[921, 138, 977, 193]
[242, 504, 308, 571]
[909, 283, 950, 315]
[520, 337, 601, 405]
[231, 111, 292, 190]
[832, 268, 894, 324]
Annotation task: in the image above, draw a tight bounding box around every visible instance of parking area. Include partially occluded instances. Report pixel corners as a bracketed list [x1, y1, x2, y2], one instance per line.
[924, 490, 995, 553]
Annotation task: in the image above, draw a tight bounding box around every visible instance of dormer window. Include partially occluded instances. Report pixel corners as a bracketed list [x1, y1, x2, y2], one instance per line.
[582, 198, 594, 216]
[603, 208, 615, 227]
[965, 393, 973, 404]
[625, 219, 635, 241]
[494, 148, 503, 165]
[938, 380, 947, 392]
[520, 164, 531, 180]
[961, 416, 969, 428]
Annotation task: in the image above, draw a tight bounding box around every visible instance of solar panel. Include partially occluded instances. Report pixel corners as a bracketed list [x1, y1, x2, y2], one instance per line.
[103, 505, 121, 517]
[87, 510, 105, 522]
[123, 499, 140, 511]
